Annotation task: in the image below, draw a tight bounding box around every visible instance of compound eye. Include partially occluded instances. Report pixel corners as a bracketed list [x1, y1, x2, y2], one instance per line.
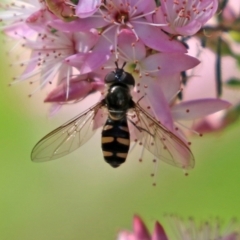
[104, 72, 116, 84]
[121, 72, 135, 86]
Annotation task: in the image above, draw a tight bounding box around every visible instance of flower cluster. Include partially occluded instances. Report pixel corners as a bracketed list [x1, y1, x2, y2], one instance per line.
[0, 0, 234, 169]
[1, 1, 240, 238]
[118, 215, 240, 240]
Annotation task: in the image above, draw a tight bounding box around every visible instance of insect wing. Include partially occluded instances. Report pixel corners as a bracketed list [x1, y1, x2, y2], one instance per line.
[31, 102, 104, 162]
[129, 104, 195, 169]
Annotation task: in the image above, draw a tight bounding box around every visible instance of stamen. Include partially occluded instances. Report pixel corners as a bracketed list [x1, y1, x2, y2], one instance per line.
[131, 8, 158, 20]
[65, 67, 71, 100]
[150, 156, 160, 186]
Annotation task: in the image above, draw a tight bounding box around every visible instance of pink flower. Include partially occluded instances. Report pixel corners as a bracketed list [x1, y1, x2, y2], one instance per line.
[117, 215, 168, 240]
[146, 78, 231, 135]
[10, 28, 110, 97]
[50, 0, 187, 54]
[76, 0, 101, 18]
[118, 216, 240, 240]
[193, 102, 240, 133]
[154, 0, 219, 36]
[116, 29, 199, 79]
[0, 0, 53, 38]
[182, 34, 240, 133]
[44, 72, 105, 102]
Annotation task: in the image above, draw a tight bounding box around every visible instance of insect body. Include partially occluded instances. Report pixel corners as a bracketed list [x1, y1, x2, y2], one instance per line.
[101, 63, 135, 167]
[31, 63, 195, 169]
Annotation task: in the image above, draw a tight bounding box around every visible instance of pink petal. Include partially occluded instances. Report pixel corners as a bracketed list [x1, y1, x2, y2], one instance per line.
[21, 51, 38, 76]
[50, 17, 107, 32]
[117, 231, 135, 240]
[118, 29, 146, 61]
[131, 22, 187, 53]
[133, 215, 151, 240]
[131, 0, 156, 15]
[142, 78, 174, 131]
[171, 99, 231, 121]
[73, 30, 99, 52]
[65, 52, 109, 74]
[66, 34, 111, 73]
[197, 0, 219, 23]
[193, 116, 225, 133]
[117, 232, 130, 240]
[26, 9, 53, 31]
[156, 73, 181, 104]
[152, 222, 168, 240]
[141, 53, 200, 77]
[44, 79, 93, 102]
[93, 105, 107, 130]
[154, 9, 201, 36]
[76, 0, 101, 18]
[173, 21, 202, 36]
[49, 103, 62, 117]
[3, 22, 35, 39]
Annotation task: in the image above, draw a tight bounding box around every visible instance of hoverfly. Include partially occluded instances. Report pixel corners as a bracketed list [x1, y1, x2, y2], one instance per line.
[31, 62, 194, 169]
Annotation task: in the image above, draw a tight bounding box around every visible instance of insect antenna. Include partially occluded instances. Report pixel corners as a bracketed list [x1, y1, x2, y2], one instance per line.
[121, 62, 127, 69]
[115, 61, 119, 69]
[114, 61, 127, 70]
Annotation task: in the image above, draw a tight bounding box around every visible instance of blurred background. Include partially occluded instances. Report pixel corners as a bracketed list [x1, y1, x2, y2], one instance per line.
[1, 44, 240, 240]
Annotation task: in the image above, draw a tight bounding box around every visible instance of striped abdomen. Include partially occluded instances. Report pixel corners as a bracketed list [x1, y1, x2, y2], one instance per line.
[101, 117, 130, 168]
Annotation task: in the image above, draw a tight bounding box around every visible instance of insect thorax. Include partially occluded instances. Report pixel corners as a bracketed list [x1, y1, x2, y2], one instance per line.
[105, 83, 133, 120]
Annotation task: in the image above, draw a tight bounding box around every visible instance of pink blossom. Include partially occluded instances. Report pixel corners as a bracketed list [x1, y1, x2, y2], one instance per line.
[118, 216, 240, 240]
[117, 215, 168, 240]
[0, 0, 52, 38]
[154, 0, 219, 36]
[193, 102, 240, 133]
[182, 33, 240, 133]
[147, 79, 231, 134]
[50, 0, 187, 54]
[116, 29, 199, 79]
[76, 0, 101, 18]
[44, 72, 105, 102]
[10, 28, 110, 97]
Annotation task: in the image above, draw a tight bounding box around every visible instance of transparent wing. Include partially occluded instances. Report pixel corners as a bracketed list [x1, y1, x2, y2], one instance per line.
[128, 103, 195, 169]
[31, 102, 106, 162]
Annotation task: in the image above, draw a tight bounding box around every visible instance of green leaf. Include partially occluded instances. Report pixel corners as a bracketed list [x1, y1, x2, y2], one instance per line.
[225, 78, 240, 88]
